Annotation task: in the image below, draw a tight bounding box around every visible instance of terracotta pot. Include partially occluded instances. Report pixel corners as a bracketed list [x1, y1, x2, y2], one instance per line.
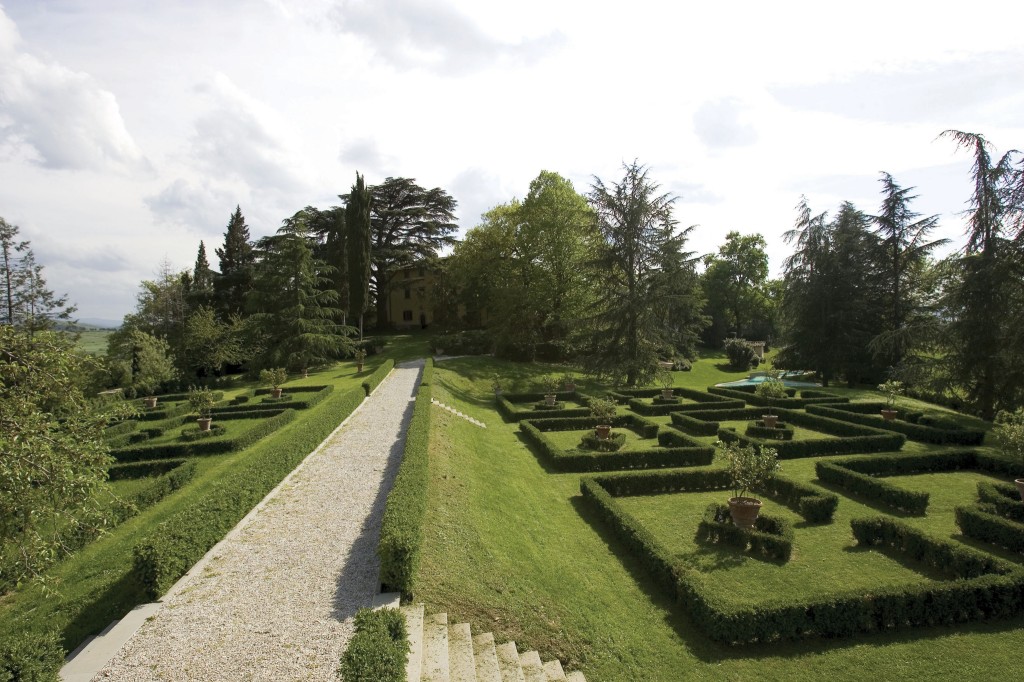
[545, 393, 557, 407]
[435, 348, 445, 355]
[143, 396, 158, 409]
[762, 414, 778, 428]
[564, 383, 576, 392]
[357, 363, 364, 372]
[661, 388, 674, 399]
[728, 496, 763, 530]
[595, 424, 612, 440]
[272, 388, 283, 399]
[197, 417, 212, 432]
[881, 409, 898, 421]
[1015, 479, 1024, 502]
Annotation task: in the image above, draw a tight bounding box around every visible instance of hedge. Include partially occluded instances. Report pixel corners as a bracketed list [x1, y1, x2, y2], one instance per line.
[717, 408, 906, 459]
[614, 387, 745, 416]
[976, 481, 1024, 522]
[338, 607, 409, 682]
[104, 419, 139, 438]
[697, 503, 794, 561]
[132, 385, 367, 599]
[956, 505, 1024, 555]
[745, 421, 795, 441]
[0, 630, 64, 682]
[126, 461, 199, 511]
[362, 359, 396, 396]
[111, 409, 298, 463]
[378, 359, 433, 597]
[755, 475, 839, 523]
[582, 477, 1024, 645]
[212, 386, 333, 413]
[525, 413, 660, 438]
[806, 403, 985, 445]
[707, 385, 850, 409]
[816, 462, 929, 515]
[495, 391, 590, 422]
[520, 420, 714, 472]
[107, 458, 188, 481]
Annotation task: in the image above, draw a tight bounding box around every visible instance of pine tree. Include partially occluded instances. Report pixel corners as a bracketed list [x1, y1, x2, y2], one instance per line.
[188, 241, 215, 311]
[0, 217, 76, 335]
[214, 206, 255, 318]
[345, 173, 372, 340]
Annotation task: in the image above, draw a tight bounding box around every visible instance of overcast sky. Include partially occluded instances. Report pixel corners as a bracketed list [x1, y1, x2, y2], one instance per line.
[1, 0, 1022, 321]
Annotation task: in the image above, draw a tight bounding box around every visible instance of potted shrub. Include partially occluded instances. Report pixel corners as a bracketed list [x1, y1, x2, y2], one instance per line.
[354, 349, 367, 373]
[260, 367, 288, 399]
[719, 439, 780, 529]
[561, 373, 577, 392]
[878, 380, 903, 421]
[188, 386, 216, 432]
[656, 366, 674, 399]
[755, 377, 787, 428]
[994, 408, 1024, 500]
[542, 376, 560, 407]
[589, 397, 617, 440]
[142, 395, 158, 409]
[491, 374, 502, 398]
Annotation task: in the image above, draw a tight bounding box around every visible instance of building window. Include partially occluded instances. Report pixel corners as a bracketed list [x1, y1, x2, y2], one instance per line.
[403, 310, 413, 321]
[404, 288, 411, 299]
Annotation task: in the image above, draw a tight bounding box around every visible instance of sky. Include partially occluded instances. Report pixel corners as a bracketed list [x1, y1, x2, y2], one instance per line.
[1, 0, 1022, 322]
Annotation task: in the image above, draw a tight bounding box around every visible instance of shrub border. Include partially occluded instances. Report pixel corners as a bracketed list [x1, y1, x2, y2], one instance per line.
[807, 402, 985, 445]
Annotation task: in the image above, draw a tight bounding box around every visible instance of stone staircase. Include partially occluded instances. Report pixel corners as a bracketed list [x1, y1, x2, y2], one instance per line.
[378, 597, 585, 681]
[431, 397, 487, 428]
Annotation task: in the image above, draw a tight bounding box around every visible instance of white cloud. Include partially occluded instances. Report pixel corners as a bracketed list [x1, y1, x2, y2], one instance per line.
[0, 7, 148, 172]
[693, 98, 758, 149]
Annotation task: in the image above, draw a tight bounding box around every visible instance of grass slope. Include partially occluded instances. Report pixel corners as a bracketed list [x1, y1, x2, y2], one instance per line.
[414, 354, 1024, 681]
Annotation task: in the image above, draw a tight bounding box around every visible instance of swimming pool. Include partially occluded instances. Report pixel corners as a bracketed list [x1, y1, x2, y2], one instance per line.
[715, 371, 820, 389]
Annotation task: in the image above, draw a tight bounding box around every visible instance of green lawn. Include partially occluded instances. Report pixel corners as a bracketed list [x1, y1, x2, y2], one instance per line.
[414, 354, 1024, 681]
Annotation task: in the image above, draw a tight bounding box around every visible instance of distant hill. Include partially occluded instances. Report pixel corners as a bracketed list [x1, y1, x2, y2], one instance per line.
[74, 318, 122, 329]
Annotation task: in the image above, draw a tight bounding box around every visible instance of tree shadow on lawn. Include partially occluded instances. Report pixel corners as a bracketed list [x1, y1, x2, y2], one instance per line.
[514, 431, 560, 475]
[329, 363, 421, 623]
[811, 479, 924, 519]
[568, 493, 1024, 665]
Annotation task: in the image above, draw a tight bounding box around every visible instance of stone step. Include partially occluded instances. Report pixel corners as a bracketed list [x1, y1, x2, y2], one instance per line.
[471, 632, 502, 682]
[371, 591, 402, 610]
[495, 641, 527, 682]
[423, 612, 451, 682]
[542, 659, 566, 681]
[401, 603, 426, 682]
[565, 672, 587, 682]
[448, 622, 477, 681]
[60, 602, 161, 682]
[519, 650, 546, 682]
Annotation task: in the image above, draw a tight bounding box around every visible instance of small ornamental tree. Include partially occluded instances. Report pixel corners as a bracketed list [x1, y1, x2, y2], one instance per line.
[878, 380, 904, 410]
[188, 386, 216, 419]
[718, 440, 780, 500]
[755, 377, 787, 416]
[542, 376, 560, 395]
[589, 397, 617, 423]
[259, 367, 288, 390]
[656, 366, 674, 390]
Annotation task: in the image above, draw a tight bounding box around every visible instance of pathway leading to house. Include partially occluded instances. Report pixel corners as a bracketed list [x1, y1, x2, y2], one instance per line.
[93, 360, 424, 681]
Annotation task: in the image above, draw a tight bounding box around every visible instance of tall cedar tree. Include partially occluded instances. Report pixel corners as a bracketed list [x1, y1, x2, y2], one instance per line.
[345, 172, 372, 340]
[188, 241, 215, 310]
[0, 217, 76, 335]
[939, 131, 1023, 417]
[214, 206, 255, 319]
[869, 172, 945, 367]
[246, 214, 352, 371]
[341, 178, 457, 329]
[586, 161, 685, 386]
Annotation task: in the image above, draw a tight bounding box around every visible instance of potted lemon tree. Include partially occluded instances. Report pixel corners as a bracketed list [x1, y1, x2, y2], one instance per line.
[589, 397, 617, 440]
[542, 376, 560, 407]
[719, 439, 780, 529]
[656, 366, 675, 399]
[878, 380, 903, 421]
[260, 367, 288, 399]
[755, 377, 787, 428]
[188, 386, 216, 432]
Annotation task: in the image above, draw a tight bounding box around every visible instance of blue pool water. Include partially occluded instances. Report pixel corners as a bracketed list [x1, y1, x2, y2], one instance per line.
[716, 372, 820, 389]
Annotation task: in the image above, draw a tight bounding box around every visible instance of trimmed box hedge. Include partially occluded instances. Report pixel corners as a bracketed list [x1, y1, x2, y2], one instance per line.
[107, 458, 188, 481]
[582, 475, 1024, 645]
[213, 385, 333, 414]
[338, 607, 409, 682]
[806, 402, 985, 445]
[495, 390, 591, 422]
[816, 462, 929, 515]
[611, 387, 745, 416]
[110, 409, 298, 463]
[717, 408, 906, 459]
[745, 421, 795, 441]
[362, 359, 396, 396]
[707, 385, 850, 409]
[956, 505, 1024, 555]
[697, 503, 794, 561]
[132, 385, 367, 598]
[378, 359, 433, 598]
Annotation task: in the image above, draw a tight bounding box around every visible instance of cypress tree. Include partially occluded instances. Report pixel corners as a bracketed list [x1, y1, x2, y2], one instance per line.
[213, 206, 254, 318]
[345, 173, 372, 340]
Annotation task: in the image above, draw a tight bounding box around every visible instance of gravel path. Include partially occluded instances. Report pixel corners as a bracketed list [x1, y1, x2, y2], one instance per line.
[95, 361, 424, 681]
